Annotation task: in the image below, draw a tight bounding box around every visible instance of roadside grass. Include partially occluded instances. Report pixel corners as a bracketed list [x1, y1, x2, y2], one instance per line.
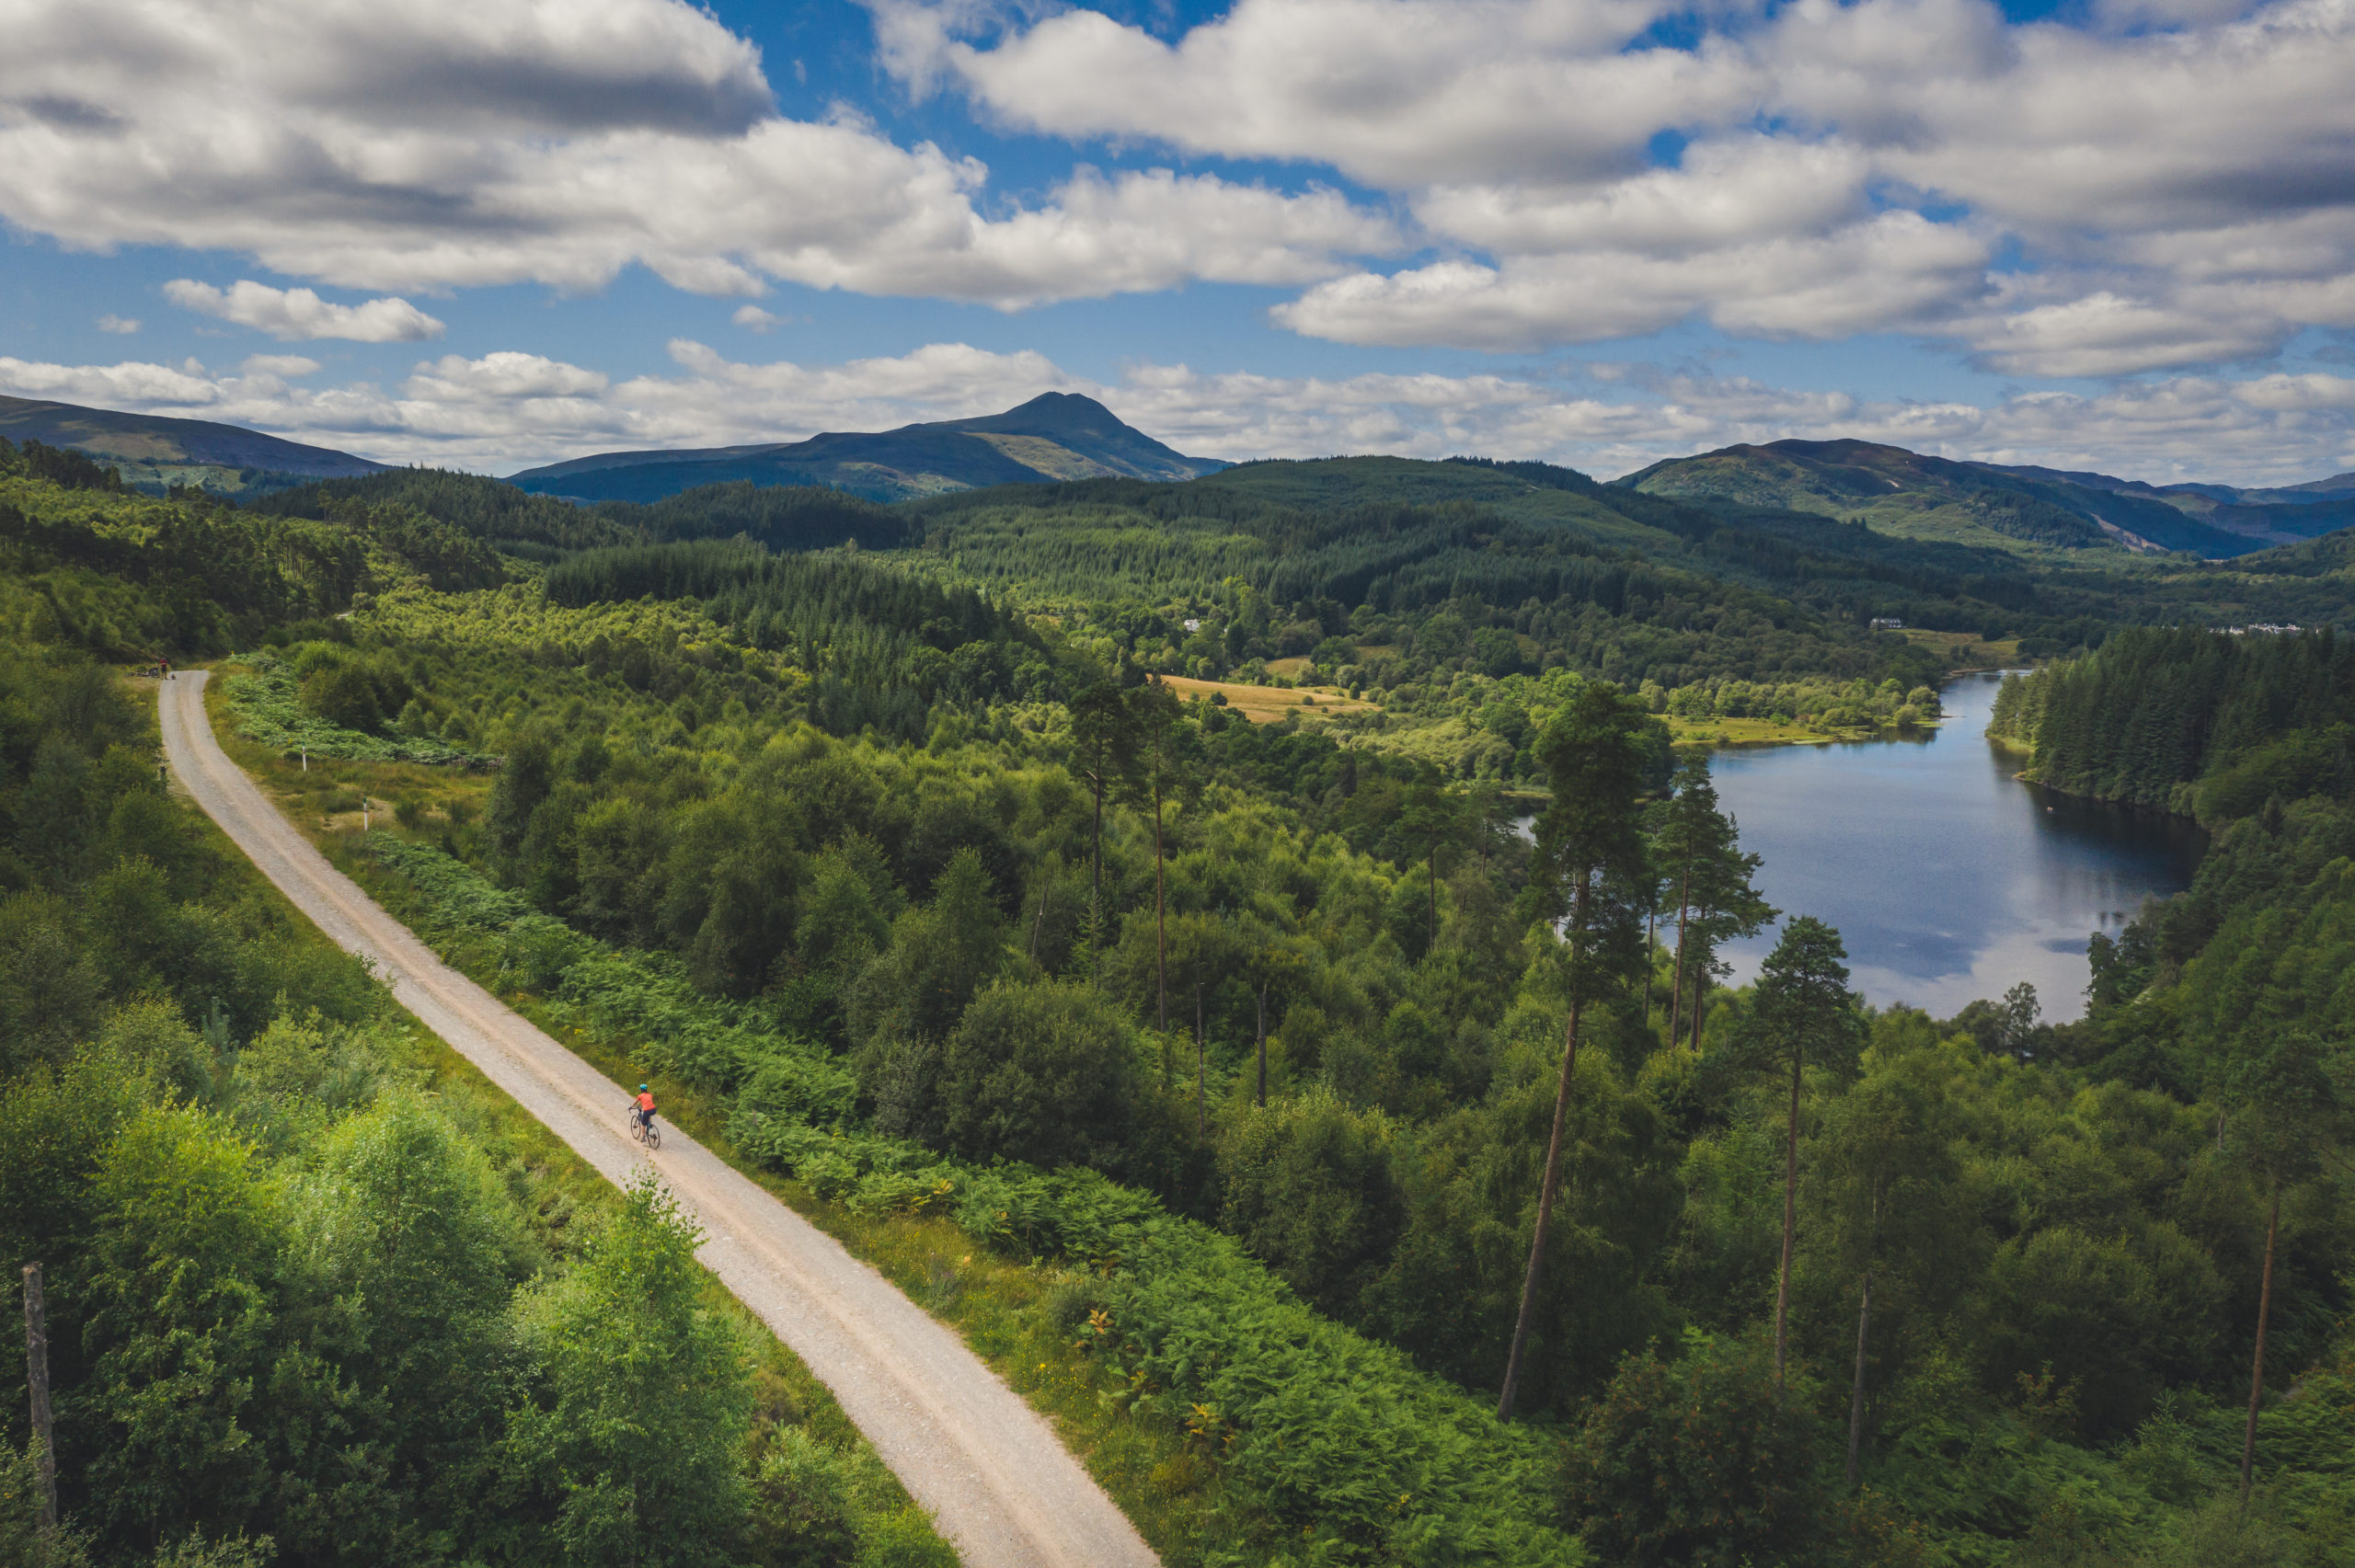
[319, 827, 1218, 1563]
[200, 663, 1217, 1561]
[181, 669, 958, 1565]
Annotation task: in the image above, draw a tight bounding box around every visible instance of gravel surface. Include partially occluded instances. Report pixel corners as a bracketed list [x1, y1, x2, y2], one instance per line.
[160, 672, 1159, 1568]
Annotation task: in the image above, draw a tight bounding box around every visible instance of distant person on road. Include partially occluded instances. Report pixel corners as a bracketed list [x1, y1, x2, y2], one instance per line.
[635, 1083, 657, 1136]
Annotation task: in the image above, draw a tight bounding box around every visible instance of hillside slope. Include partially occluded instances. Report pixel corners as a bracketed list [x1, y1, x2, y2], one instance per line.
[0, 393, 386, 493]
[509, 391, 1225, 504]
[1980, 461, 2355, 547]
[1618, 438, 2265, 557]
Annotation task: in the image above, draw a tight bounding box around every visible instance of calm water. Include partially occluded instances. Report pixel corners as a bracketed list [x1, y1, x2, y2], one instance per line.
[1697, 671, 2203, 1022]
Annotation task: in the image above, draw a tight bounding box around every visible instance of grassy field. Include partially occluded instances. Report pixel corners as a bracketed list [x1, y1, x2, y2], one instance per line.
[1901, 627, 2025, 667]
[1159, 671, 1380, 722]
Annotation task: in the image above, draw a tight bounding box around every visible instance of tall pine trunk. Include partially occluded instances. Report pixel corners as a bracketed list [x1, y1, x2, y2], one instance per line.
[1255, 985, 1268, 1107]
[1774, 1043, 1803, 1391]
[1846, 1189, 1878, 1486]
[1089, 767, 1105, 946]
[1668, 863, 1692, 1044]
[1196, 982, 1206, 1131]
[1155, 773, 1167, 1033]
[2241, 1179, 2281, 1505]
[1428, 838, 1441, 956]
[1643, 902, 1656, 1014]
[1499, 877, 1589, 1421]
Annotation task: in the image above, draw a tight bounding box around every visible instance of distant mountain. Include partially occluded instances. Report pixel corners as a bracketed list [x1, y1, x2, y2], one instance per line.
[1973, 462, 2355, 549]
[508, 392, 1227, 504]
[0, 394, 386, 495]
[1615, 439, 2297, 559]
[1980, 462, 2355, 509]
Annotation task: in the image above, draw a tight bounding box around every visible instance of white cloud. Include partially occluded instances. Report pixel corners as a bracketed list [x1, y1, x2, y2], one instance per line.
[166, 280, 446, 342]
[732, 304, 785, 332]
[6, 341, 2352, 487]
[1278, 212, 1990, 348]
[241, 354, 322, 377]
[875, 0, 1751, 188]
[0, 0, 1395, 313]
[96, 314, 139, 334]
[6, 0, 2351, 373]
[887, 0, 2355, 367]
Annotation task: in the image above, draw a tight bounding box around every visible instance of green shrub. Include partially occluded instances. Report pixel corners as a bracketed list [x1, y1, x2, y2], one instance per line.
[939, 979, 1138, 1169]
[1566, 1333, 1826, 1567]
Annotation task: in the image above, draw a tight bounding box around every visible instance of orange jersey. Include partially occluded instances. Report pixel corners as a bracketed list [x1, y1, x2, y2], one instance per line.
[636, 1092, 656, 1114]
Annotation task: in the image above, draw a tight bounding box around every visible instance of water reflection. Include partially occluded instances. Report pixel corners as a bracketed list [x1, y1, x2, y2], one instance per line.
[1700, 671, 2203, 1021]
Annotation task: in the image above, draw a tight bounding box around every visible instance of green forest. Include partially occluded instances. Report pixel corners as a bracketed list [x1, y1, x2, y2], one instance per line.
[6, 431, 2355, 1567]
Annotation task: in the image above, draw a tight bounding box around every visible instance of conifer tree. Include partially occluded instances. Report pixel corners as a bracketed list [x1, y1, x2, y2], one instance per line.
[1497, 682, 1652, 1421]
[1738, 916, 1864, 1392]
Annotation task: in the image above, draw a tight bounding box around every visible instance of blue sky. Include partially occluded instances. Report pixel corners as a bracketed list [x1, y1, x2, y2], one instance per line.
[4, 0, 2353, 482]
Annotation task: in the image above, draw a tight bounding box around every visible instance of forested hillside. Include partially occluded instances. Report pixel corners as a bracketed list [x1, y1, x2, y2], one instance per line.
[9, 436, 2355, 1567]
[1618, 440, 2264, 557]
[0, 395, 385, 498]
[1991, 628, 2355, 818]
[0, 450, 957, 1565]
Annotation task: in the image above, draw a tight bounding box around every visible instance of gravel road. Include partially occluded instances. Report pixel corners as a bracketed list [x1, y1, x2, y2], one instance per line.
[160, 672, 1158, 1568]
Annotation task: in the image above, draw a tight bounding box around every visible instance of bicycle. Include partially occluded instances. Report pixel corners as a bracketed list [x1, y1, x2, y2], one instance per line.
[628, 1103, 662, 1150]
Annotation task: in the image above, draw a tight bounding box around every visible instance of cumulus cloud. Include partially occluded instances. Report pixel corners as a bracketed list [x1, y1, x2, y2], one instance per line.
[96, 314, 139, 334]
[6, 341, 2350, 486]
[241, 354, 322, 377]
[732, 305, 786, 332]
[1279, 212, 1990, 348]
[885, 0, 2355, 367]
[166, 280, 446, 342]
[0, 0, 1395, 312]
[7, 0, 2351, 372]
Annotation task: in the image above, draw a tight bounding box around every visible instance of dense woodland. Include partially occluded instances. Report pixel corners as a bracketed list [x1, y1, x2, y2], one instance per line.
[6, 436, 2355, 1567]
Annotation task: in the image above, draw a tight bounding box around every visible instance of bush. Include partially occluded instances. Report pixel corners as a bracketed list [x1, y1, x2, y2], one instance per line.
[303, 660, 387, 732]
[1566, 1333, 1827, 1567]
[1215, 1090, 1403, 1320]
[939, 979, 1138, 1170]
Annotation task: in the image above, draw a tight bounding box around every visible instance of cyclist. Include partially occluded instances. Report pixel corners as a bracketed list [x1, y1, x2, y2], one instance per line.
[634, 1083, 657, 1139]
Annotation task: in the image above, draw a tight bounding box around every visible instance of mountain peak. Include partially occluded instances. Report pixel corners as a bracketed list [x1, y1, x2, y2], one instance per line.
[511, 393, 1225, 504]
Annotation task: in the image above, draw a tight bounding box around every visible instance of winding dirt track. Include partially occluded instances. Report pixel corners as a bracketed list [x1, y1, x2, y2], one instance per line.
[159, 672, 1157, 1568]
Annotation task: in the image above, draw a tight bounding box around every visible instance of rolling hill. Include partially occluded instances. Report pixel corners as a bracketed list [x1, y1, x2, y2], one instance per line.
[0, 393, 387, 494]
[1979, 462, 2355, 548]
[1615, 438, 2290, 558]
[506, 391, 1226, 504]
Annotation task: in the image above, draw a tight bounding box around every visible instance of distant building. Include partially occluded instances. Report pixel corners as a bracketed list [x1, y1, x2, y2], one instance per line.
[2214, 623, 2303, 635]
[1183, 618, 1201, 633]
[1869, 617, 1904, 630]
